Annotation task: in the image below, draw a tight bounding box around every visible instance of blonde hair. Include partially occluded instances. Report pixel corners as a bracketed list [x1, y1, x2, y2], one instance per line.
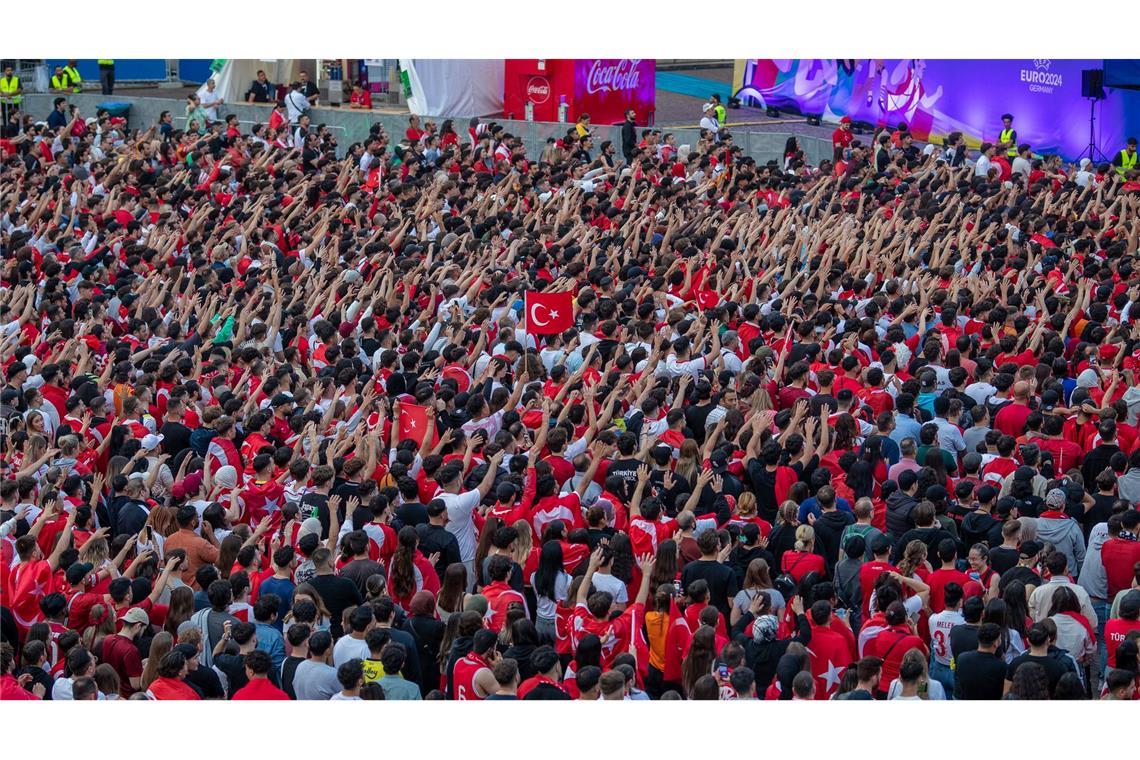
[140, 631, 173, 690]
[794, 525, 815, 552]
[511, 519, 533, 566]
[897, 540, 928, 579]
[737, 492, 757, 518]
[675, 440, 700, 486]
[79, 536, 110, 567]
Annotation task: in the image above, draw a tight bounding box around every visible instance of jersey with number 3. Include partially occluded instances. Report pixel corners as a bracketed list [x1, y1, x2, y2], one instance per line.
[928, 609, 964, 666]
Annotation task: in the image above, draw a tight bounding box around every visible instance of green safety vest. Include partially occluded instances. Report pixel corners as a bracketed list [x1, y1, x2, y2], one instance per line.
[97, 59, 114, 66]
[0, 75, 20, 104]
[51, 74, 69, 91]
[715, 104, 726, 126]
[1118, 148, 1137, 177]
[63, 65, 81, 93]
[999, 128, 1016, 157]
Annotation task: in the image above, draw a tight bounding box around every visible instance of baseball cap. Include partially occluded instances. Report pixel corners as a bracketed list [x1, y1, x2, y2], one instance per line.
[870, 535, 892, 556]
[976, 484, 997, 504]
[1018, 540, 1043, 559]
[173, 643, 200, 660]
[119, 607, 151, 626]
[1045, 488, 1066, 508]
[65, 562, 94, 586]
[141, 433, 164, 450]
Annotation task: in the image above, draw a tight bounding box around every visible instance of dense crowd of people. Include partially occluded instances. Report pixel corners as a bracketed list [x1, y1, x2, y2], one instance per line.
[1, 87, 1140, 703]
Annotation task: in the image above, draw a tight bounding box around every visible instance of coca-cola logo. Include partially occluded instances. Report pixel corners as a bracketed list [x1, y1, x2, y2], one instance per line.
[526, 76, 551, 104]
[584, 59, 643, 95]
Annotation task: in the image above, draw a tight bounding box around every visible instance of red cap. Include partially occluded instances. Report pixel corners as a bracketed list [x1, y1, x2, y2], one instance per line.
[840, 116, 852, 124]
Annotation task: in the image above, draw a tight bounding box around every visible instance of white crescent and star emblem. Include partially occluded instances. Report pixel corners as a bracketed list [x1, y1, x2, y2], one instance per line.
[820, 660, 846, 692]
[529, 302, 558, 328]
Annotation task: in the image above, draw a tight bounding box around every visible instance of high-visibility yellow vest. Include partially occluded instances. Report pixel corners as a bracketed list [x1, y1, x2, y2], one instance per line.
[97, 59, 114, 66]
[51, 74, 69, 91]
[0, 75, 20, 104]
[63, 65, 81, 93]
[1118, 148, 1138, 177]
[715, 104, 727, 125]
[999, 128, 1016, 157]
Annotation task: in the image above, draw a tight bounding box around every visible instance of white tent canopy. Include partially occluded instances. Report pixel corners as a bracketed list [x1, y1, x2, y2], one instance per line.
[400, 59, 503, 117]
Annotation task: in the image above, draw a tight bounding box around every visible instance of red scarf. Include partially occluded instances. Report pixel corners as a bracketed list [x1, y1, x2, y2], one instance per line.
[1058, 611, 1096, 643]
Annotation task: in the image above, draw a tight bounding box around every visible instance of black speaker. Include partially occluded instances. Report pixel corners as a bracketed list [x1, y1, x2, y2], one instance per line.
[1082, 69, 1105, 100]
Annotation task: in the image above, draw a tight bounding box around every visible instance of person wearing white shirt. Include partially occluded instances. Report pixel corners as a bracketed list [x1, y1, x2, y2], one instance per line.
[199, 79, 224, 122]
[1011, 144, 1032, 181]
[439, 449, 506, 589]
[699, 103, 719, 134]
[719, 331, 744, 375]
[284, 83, 311, 123]
[932, 398, 966, 457]
[975, 143, 996, 177]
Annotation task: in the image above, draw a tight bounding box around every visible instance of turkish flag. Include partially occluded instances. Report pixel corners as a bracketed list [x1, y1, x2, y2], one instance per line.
[525, 291, 574, 336]
[398, 403, 437, 447]
[807, 624, 854, 699]
[6, 559, 55, 631]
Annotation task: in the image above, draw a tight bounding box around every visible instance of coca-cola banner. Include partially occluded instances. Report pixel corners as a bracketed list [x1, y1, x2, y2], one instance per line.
[572, 59, 656, 126]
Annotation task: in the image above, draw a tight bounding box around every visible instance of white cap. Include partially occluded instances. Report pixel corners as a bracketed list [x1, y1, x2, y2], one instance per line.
[702, 102, 715, 112]
[141, 433, 164, 450]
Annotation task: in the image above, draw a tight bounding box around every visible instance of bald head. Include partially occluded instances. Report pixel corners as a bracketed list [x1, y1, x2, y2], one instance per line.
[1013, 381, 1030, 400]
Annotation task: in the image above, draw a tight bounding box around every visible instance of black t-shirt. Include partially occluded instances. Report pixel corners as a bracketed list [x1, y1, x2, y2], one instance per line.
[949, 623, 980, 662]
[989, 546, 1020, 576]
[307, 574, 364, 639]
[416, 523, 461, 582]
[184, 661, 226, 699]
[954, 650, 1006, 699]
[680, 559, 739, 620]
[281, 655, 304, 699]
[745, 461, 780, 524]
[395, 501, 429, 529]
[997, 565, 1042, 594]
[1084, 495, 1115, 540]
[1006, 652, 1073, 694]
[523, 682, 572, 700]
[684, 402, 717, 444]
[301, 492, 331, 537]
[17, 666, 53, 699]
[160, 421, 193, 458]
[606, 458, 643, 501]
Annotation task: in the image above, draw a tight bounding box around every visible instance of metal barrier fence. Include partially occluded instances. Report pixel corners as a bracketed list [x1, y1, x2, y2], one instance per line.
[22, 93, 832, 167]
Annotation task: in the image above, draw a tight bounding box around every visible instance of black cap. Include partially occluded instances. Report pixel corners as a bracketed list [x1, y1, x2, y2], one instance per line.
[65, 562, 94, 586]
[870, 534, 892, 555]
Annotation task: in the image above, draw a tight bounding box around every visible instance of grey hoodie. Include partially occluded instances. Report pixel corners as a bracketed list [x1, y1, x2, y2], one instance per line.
[1119, 467, 1140, 506]
[1036, 514, 1086, 576]
[1077, 523, 1109, 601]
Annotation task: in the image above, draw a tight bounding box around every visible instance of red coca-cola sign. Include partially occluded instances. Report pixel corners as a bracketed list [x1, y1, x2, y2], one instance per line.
[526, 76, 551, 104]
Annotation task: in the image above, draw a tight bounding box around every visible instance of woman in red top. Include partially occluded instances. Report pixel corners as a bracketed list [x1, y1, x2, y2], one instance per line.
[865, 601, 927, 696]
[780, 526, 826, 583]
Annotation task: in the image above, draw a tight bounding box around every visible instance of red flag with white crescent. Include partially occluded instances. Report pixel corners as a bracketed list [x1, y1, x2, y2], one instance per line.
[524, 291, 574, 336]
[398, 403, 438, 447]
